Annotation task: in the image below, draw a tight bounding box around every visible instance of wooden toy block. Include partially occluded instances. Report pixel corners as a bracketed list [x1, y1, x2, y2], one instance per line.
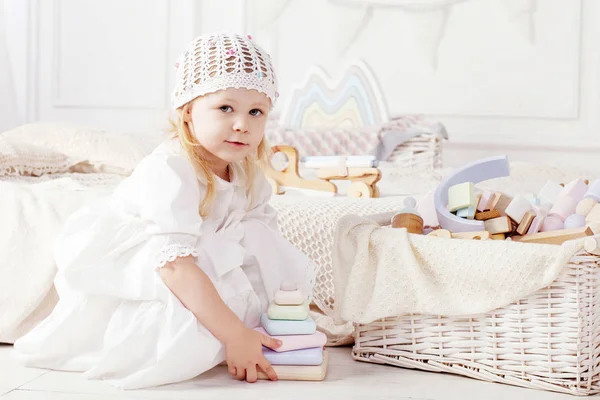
[577, 198, 598, 216]
[516, 211, 536, 235]
[492, 193, 514, 216]
[263, 347, 323, 366]
[484, 216, 512, 234]
[456, 205, 476, 219]
[274, 289, 304, 306]
[452, 231, 490, 240]
[510, 226, 594, 245]
[549, 195, 577, 221]
[561, 178, 588, 203]
[317, 166, 382, 198]
[527, 215, 544, 234]
[427, 229, 452, 238]
[478, 191, 493, 212]
[486, 192, 501, 211]
[584, 236, 600, 256]
[564, 214, 587, 229]
[505, 195, 533, 224]
[417, 189, 439, 228]
[510, 219, 519, 233]
[539, 181, 564, 205]
[540, 215, 564, 232]
[490, 233, 506, 240]
[260, 314, 316, 336]
[255, 328, 327, 353]
[585, 179, 600, 202]
[434, 156, 510, 233]
[586, 204, 600, 224]
[268, 302, 309, 321]
[447, 182, 475, 212]
[258, 350, 328, 381]
[474, 193, 483, 211]
[475, 209, 500, 221]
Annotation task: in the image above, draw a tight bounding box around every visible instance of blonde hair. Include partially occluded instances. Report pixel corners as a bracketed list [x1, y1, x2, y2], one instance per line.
[170, 103, 272, 218]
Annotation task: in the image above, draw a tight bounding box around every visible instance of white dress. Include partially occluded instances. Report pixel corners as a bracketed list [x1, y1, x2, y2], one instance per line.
[12, 138, 315, 389]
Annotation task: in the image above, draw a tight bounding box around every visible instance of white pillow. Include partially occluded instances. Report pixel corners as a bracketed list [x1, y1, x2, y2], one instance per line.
[1, 122, 164, 175]
[0, 136, 81, 176]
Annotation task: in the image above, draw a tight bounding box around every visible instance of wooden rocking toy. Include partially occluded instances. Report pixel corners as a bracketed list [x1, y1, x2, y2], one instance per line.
[264, 146, 381, 198]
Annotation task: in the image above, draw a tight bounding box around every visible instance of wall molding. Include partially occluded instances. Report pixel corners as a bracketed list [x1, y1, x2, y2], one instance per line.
[50, 0, 171, 110]
[25, 0, 39, 122]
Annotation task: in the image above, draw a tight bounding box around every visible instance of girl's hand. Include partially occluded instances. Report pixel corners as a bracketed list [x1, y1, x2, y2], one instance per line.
[224, 327, 281, 383]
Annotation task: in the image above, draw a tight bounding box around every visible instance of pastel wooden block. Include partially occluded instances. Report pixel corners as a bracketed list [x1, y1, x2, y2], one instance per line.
[474, 193, 483, 210]
[486, 192, 502, 211]
[255, 328, 327, 353]
[586, 204, 600, 224]
[548, 195, 577, 221]
[261, 314, 316, 336]
[561, 178, 589, 203]
[434, 156, 509, 233]
[584, 236, 600, 256]
[584, 179, 600, 202]
[456, 205, 476, 219]
[263, 347, 323, 366]
[477, 191, 493, 212]
[540, 215, 564, 232]
[416, 189, 439, 228]
[452, 231, 490, 240]
[427, 229, 452, 238]
[447, 182, 475, 212]
[493, 193, 514, 216]
[524, 194, 542, 207]
[516, 210, 536, 235]
[505, 195, 533, 223]
[511, 226, 594, 245]
[563, 214, 587, 229]
[490, 233, 506, 240]
[258, 350, 328, 381]
[577, 198, 598, 216]
[274, 289, 304, 306]
[527, 215, 544, 234]
[268, 302, 309, 321]
[484, 216, 512, 234]
[589, 222, 600, 234]
[475, 209, 501, 221]
[539, 181, 563, 205]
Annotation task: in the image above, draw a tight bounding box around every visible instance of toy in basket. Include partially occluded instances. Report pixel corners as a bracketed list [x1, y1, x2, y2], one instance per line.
[354, 155, 600, 396]
[391, 155, 599, 244]
[256, 280, 328, 381]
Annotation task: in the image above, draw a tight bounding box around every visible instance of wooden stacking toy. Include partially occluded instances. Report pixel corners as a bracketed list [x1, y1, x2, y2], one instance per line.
[391, 197, 424, 234]
[258, 280, 328, 381]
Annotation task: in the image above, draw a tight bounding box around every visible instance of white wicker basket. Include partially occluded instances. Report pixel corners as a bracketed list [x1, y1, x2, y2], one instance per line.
[265, 117, 444, 172]
[353, 250, 600, 396]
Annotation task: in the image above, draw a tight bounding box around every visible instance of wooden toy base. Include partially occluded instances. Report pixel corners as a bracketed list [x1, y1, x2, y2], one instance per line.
[258, 350, 329, 381]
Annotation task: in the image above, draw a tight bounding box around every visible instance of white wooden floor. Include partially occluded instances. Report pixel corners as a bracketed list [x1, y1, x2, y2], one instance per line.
[0, 344, 589, 399]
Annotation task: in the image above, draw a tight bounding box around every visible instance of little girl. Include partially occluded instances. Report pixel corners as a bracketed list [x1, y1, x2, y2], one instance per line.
[13, 33, 315, 389]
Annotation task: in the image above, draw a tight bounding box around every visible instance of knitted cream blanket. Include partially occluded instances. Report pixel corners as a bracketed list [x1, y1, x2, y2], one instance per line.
[332, 215, 585, 325]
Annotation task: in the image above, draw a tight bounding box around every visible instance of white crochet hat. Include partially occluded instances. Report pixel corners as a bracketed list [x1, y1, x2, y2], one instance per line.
[171, 32, 278, 110]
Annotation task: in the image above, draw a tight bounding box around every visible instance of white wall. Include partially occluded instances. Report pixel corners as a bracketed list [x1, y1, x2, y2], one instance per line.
[2, 0, 599, 168]
[0, 0, 23, 130]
